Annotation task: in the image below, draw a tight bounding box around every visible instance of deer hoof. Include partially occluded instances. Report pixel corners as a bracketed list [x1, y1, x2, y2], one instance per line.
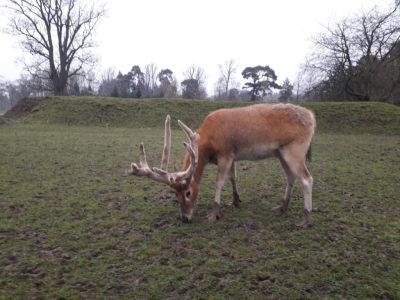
[207, 205, 222, 222]
[272, 205, 288, 215]
[232, 194, 241, 208]
[295, 210, 312, 229]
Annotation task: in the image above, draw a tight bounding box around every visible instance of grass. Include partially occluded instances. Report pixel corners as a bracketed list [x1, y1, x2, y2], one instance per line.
[0, 98, 399, 298]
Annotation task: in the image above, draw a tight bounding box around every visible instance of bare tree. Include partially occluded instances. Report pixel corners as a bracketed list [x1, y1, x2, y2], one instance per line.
[182, 65, 207, 99]
[4, 0, 105, 95]
[143, 63, 158, 97]
[214, 77, 225, 100]
[101, 67, 116, 83]
[308, 2, 400, 101]
[98, 67, 117, 97]
[218, 59, 237, 96]
[294, 64, 325, 101]
[183, 65, 206, 86]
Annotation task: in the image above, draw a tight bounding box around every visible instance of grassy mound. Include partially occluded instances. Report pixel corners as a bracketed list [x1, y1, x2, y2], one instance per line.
[5, 97, 47, 118]
[304, 101, 400, 135]
[0, 116, 11, 125]
[5, 96, 400, 134]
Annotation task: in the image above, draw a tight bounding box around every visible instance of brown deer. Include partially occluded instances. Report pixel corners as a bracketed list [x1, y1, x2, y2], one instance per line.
[127, 103, 316, 228]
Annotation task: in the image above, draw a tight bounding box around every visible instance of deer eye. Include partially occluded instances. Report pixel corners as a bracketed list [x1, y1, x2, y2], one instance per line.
[185, 190, 191, 198]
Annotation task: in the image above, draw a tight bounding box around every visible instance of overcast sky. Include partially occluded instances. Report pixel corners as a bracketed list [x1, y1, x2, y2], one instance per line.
[0, 0, 394, 94]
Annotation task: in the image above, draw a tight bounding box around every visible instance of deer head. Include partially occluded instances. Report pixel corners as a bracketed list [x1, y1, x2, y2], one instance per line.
[127, 115, 200, 222]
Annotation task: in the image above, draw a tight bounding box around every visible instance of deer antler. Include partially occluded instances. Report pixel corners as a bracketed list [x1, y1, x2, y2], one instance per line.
[127, 115, 199, 186]
[160, 114, 171, 171]
[178, 119, 199, 164]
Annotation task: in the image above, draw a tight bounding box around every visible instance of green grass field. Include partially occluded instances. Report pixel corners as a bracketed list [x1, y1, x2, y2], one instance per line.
[1, 97, 399, 299]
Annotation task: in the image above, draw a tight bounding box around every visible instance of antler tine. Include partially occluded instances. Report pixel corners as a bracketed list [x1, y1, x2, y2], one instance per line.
[177, 119, 200, 163]
[168, 142, 197, 184]
[180, 142, 197, 179]
[178, 120, 195, 140]
[139, 143, 149, 168]
[127, 141, 170, 185]
[126, 143, 148, 176]
[160, 115, 171, 171]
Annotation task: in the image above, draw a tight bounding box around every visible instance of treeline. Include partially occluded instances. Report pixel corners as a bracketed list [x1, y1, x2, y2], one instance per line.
[96, 63, 291, 102]
[1, 63, 295, 111]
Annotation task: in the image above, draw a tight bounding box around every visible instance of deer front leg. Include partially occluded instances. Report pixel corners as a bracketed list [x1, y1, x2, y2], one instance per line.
[208, 157, 233, 222]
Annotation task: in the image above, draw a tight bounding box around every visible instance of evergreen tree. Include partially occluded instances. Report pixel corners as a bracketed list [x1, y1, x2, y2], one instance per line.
[279, 78, 294, 101]
[111, 86, 119, 97]
[73, 82, 80, 96]
[242, 65, 281, 101]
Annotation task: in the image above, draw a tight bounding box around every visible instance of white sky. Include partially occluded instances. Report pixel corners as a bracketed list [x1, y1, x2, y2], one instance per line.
[0, 0, 394, 94]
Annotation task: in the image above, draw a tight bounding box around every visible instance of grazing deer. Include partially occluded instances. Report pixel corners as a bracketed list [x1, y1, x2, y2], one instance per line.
[127, 103, 316, 228]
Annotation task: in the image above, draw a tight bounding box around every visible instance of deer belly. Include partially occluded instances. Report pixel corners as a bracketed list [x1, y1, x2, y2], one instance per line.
[234, 143, 279, 161]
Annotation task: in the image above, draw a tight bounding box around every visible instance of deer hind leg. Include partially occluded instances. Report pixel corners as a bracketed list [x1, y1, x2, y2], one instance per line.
[279, 143, 313, 228]
[230, 162, 241, 208]
[272, 154, 296, 214]
[208, 156, 233, 222]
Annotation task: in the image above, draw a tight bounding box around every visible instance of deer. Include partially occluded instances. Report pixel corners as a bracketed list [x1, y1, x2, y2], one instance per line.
[127, 103, 316, 228]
